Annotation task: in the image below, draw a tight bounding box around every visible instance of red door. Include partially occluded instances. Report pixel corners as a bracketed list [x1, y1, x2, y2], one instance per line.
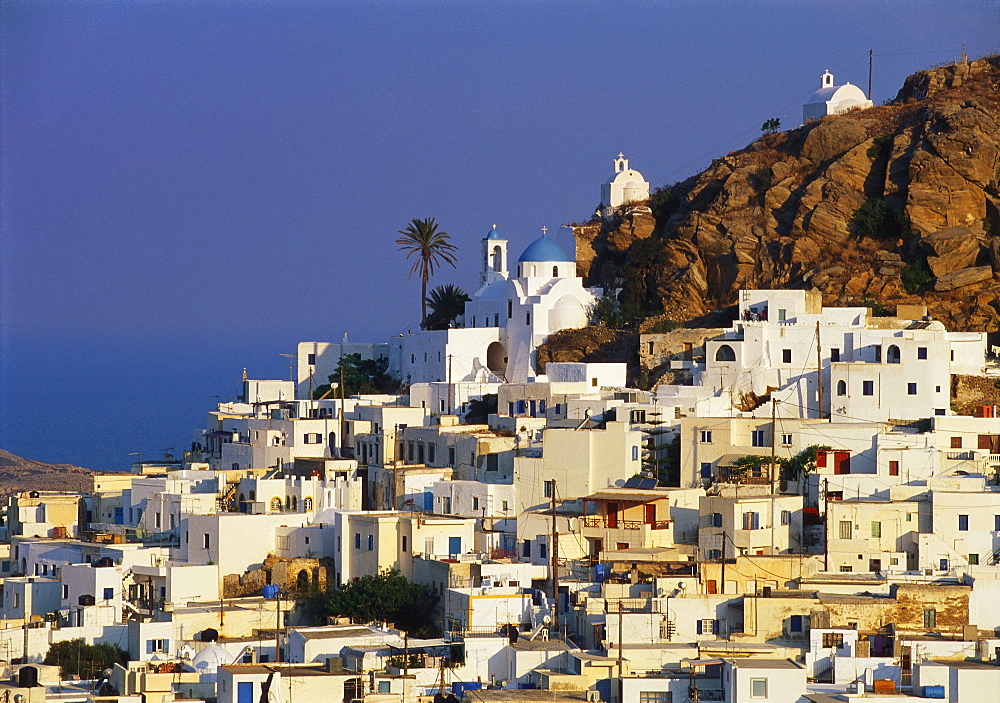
[833, 451, 851, 475]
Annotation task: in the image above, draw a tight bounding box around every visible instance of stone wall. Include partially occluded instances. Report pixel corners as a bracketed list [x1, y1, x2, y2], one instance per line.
[951, 374, 1000, 415]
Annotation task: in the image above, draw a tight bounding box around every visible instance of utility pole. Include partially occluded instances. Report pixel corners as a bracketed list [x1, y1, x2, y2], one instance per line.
[617, 600, 624, 703]
[447, 354, 453, 415]
[770, 399, 778, 494]
[868, 49, 873, 100]
[550, 481, 559, 638]
[816, 321, 824, 420]
[823, 478, 830, 572]
[339, 352, 347, 458]
[720, 530, 727, 595]
[275, 590, 281, 663]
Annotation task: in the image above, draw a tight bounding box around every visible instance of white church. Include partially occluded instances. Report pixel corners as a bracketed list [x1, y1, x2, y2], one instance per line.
[388, 225, 601, 395]
[802, 70, 873, 123]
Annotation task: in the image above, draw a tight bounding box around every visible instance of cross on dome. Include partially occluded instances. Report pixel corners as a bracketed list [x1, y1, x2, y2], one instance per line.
[541, 226, 548, 236]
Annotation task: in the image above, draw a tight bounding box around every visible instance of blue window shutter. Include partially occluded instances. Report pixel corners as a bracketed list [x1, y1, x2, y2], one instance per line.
[714, 620, 720, 635]
[424, 492, 433, 511]
[696, 620, 703, 634]
[449, 536, 461, 555]
[146, 640, 153, 654]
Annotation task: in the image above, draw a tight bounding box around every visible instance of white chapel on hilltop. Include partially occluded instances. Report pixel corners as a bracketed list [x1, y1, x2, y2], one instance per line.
[389, 225, 601, 390]
[802, 70, 873, 123]
[601, 153, 649, 210]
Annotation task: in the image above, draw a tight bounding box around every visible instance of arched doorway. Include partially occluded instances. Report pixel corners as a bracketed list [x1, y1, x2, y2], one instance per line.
[486, 341, 507, 378]
[296, 570, 309, 592]
[887, 345, 901, 363]
[715, 344, 736, 362]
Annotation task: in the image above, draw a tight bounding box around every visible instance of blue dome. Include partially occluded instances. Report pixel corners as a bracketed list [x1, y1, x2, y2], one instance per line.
[485, 225, 505, 240]
[517, 236, 573, 262]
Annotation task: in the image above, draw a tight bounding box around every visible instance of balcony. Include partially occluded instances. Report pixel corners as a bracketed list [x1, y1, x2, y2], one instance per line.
[581, 517, 671, 530]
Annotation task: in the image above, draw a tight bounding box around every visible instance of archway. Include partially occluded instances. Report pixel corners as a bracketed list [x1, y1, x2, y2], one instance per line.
[486, 341, 507, 378]
[887, 345, 901, 363]
[836, 380, 847, 396]
[296, 570, 309, 592]
[715, 344, 736, 362]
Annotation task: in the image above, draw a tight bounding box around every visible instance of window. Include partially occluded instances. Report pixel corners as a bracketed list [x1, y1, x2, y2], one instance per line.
[706, 549, 722, 560]
[402, 536, 407, 552]
[995, 514, 1000, 532]
[871, 521, 881, 538]
[715, 344, 736, 362]
[522, 540, 531, 557]
[951, 436, 963, 448]
[507, 301, 512, 319]
[501, 500, 509, 512]
[780, 510, 790, 525]
[918, 346, 927, 359]
[203, 533, 210, 549]
[696, 619, 716, 634]
[539, 542, 547, 559]
[782, 348, 792, 363]
[526, 312, 531, 325]
[270, 497, 282, 512]
[889, 460, 899, 476]
[781, 433, 793, 446]
[700, 430, 713, 443]
[836, 379, 847, 396]
[543, 480, 554, 498]
[790, 614, 803, 632]
[863, 380, 874, 396]
[887, 345, 901, 364]
[63, 585, 68, 599]
[630, 409, 646, 424]
[631, 445, 640, 461]
[777, 308, 787, 321]
[831, 347, 841, 362]
[750, 678, 768, 698]
[303, 433, 322, 444]
[839, 565, 853, 572]
[742, 512, 760, 530]
[701, 462, 713, 478]
[711, 513, 723, 528]
[959, 514, 969, 531]
[591, 377, 598, 387]
[303, 497, 313, 511]
[874, 345, 882, 362]
[103, 587, 114, 601]
[908, 382, 917, 395]
[473, 497, 480, 511]
[969, 553, 980, 565]
[307, 353, 316, 365]
[823, 632, 845, 648]
[354, 533, 361, 549]
[839, 521, 852, 540]
[751, 430, 767, 447]
[638, 693, 671, 703]
[923, 609, 936, 628]
[367, 535, 374, 551]
[147, 639, 169, 654]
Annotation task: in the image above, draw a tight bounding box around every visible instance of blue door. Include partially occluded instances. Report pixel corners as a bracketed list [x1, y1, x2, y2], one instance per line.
[424, 492, 434, 511]
[113, 507, 124, 525]
[237, 681, 253, 703]
[449, 536, 461, 556]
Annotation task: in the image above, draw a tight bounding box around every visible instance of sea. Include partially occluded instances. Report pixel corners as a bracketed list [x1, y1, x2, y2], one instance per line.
[0, 333, 292, 472]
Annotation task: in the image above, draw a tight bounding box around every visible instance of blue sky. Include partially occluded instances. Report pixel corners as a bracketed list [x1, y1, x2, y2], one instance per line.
[1, 0, 996, 468]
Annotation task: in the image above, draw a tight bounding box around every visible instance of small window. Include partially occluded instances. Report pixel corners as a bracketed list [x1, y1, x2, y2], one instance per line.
[918, 347, 927, 359]
[863, 380, 874, 396]
[501, 500, 509, 511]
[969, 553, 980, 565]
[871, 521, 881, 538]
[354, 533, 361, 549]
[701, 462, 713, 478]
[700, 430, 713, 443]
[780, 510, 790, 525]
[711, 513, 723, 528]
[203, 533, 210, 549]
[908, 382, 917, 395]
[959, 515, 969, 531]
[751, 429, 767, 447]
[638, 693, 671, 703]
[782, 349, 792, 363]
[781, 433, 793, 446]
[839, 521, 852, 540]
[831, 347, 840, 362]
[923, 609, 936, 628]
[367, 535, 374, 551]
[995, 514, 1000, 531]
[839, 565, 853, 572]
[473, 497, 479, 511]
[790, 614, 803, 632]
[507, 301, 512, 319]
[777, 309, 787, 321]
[836, 380, 846, 396]
[823, 632, 844, 648]
[631, 445, 640, 461]
[591, 377, 598, 387]
[522, 540, 531, 557]
[402, 536, 408, 552]
[543, 480, 554, 498]
[874, 345, 882, 362]
[951, 436, 963, 448]
[750, 678, 768, 698]
[526, 312, 531, 325]
[889, 460, 899, 476]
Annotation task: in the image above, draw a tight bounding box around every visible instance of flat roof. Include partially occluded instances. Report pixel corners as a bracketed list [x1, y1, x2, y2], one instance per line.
[468, 691, 588, 702]
[219, 664, 333, 676]
[727, 658, 802, 669]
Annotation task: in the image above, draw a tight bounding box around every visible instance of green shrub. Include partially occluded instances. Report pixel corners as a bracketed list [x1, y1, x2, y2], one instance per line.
[901, 259, 934, 293]
[867, 134, 894, 160]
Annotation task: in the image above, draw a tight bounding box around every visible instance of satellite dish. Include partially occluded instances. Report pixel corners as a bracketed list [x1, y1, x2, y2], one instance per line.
[542, 615, 551, 624]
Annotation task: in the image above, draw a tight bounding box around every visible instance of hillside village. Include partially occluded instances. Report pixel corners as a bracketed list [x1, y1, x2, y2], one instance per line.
[5, 64, 1000, 703]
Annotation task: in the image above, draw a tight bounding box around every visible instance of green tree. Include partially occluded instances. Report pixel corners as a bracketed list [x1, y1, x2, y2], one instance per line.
[425, 284, 471, 331]
[396, 218, 459, 329]
[464, 393, 498, 424]
[44, 639, 128, 680]
[313, 353, 397, 398]
[761, 117, 781, 134]
[308, 569, 440, 637]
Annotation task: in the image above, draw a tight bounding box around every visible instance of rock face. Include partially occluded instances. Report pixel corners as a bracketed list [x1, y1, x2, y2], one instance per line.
[0, 449, 93, 496]
[576, 57, 1000, 332]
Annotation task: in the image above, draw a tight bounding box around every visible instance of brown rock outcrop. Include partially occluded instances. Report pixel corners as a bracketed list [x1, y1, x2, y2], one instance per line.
[575, 56, 1000, 333]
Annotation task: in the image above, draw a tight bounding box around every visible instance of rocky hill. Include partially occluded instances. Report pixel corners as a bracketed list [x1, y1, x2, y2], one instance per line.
[0, 449, 93, 497]
[573, 56, 1000, 333]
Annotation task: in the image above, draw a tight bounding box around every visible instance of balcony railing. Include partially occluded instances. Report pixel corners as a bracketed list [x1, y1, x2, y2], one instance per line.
[581, 517, 672, 530]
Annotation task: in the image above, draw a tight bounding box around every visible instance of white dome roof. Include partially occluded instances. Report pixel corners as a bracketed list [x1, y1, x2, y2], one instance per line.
[190, 643, 229, 675]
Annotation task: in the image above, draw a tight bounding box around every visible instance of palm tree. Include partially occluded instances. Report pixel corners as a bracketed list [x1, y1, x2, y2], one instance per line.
[396, 217, 458, 328]
[425, 284, 471, 330]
